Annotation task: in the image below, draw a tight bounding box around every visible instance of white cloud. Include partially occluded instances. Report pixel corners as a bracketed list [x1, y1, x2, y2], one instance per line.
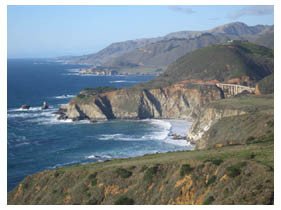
[228, 5, 273, 19]
[168, 6, 195, 15]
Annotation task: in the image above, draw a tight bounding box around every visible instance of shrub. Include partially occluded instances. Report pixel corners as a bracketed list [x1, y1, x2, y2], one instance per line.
[54, 171, 60, 178]
[266, 120, 274, 128]
[206, 175, 216, 186]
[204, 159, 223, 166]
[144, 166, 158, 182]
[180, 164, 193, 177]
[88, 172, 98, 180]
[91, 178, 98, 186]
[87, 198, 98, 205]
[203, 196, 215, 205]
[114, 196, 134, 205]
[128, 165, 136, 170]
[226, 162, 247, 178]
[140, 165, 148, 172]
[116, 168, 132, 178]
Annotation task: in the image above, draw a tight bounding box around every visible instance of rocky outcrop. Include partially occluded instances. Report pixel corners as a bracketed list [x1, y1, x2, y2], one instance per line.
[187, 107, 247, 142]
[187, 95, 274, 148]
[20, 104, 30, 110]
[42, 101, 48, 110]
[61, 83, 223, 122]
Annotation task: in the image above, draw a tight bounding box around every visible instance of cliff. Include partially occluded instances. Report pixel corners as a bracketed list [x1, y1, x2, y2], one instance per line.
[187, 94, 274, 148]
[64, 83, 224, 121]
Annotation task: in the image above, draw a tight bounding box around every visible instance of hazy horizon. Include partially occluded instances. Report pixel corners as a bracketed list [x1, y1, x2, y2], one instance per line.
[8, 5, 274, 58]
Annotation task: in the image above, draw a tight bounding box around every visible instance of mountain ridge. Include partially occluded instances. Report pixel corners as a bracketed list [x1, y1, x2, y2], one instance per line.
[57, 22, 273, 67]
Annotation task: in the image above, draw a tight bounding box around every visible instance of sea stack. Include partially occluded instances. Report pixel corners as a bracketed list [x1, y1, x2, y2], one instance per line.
[20, 104, 30, 110]
[42, 101, 49, 110]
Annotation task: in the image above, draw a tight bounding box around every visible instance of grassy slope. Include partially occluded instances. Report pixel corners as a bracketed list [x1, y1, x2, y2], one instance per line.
[253, 32, 274, 49]
[257, 74, 274, 94]
[7, 140, 273, 205]
[133, 41, 273, 90]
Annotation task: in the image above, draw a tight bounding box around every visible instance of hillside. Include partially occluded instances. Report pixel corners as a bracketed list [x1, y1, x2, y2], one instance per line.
[253, 32, 274, 49]
[57, 22, 273, 68]
[133, 41, 274, 89]
[105, 33, 235, 68]
[8, 95, 274, 205]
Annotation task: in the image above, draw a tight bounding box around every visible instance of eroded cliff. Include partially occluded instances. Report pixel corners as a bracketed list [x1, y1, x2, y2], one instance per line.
[63, 83, 224, 121]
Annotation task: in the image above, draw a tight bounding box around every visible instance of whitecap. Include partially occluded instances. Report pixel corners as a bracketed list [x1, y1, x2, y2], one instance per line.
[53, 94, 75, 99]
[49, 160, 80, 169]
[109, 80, 138, 83]
[85, 154, 112, 160]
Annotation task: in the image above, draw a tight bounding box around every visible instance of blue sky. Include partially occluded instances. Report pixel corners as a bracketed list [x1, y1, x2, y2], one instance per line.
[7, 5, 274, 58]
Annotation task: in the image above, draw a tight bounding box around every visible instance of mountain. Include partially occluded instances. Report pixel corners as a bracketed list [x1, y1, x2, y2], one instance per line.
[134, 40, 274, 89]
[58, 22, 273, 69]
[253, 32, 274, 49]
[104, 33, 235, 68]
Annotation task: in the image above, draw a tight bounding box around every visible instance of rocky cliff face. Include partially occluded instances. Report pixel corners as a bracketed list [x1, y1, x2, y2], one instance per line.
[64, 84, 223, 121]
[187, 95, 274, 148]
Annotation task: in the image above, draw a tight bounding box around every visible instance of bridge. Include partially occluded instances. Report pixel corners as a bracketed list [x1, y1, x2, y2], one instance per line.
[216, 83, 255, 97]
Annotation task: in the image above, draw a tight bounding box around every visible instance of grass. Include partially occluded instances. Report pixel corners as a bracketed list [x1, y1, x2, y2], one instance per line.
[71, 86, 118, 104]
[207, 95, 273, 113]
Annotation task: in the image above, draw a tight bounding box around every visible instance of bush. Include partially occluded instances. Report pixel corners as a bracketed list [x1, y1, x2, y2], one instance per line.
[226, 162, 247, 178]
[114, 196, 134, 205]
[203, 196, 215, 205]
[204, 159, 223, 166]
[144, 166, 158, 182]
[180, 164, 193, 177]
[140, 165, 148, 172]
[128, 165, 136, 170]
[91, 178, 98, 186]
[206, 175, 216, 186]
[88, 172, 98, 180]
[54, 171, 60, 178]
[87, 198, 98, 205]
[116, 168, 132, 178]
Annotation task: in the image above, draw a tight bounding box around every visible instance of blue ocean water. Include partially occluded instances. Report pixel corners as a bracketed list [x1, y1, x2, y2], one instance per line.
[7, 59, 192, 192]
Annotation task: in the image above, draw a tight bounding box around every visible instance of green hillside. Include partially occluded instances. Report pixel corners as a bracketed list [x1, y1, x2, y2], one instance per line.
[132, 41, 273, 89]
[253, 32, 274, 49]
[257, 73, 274, 94]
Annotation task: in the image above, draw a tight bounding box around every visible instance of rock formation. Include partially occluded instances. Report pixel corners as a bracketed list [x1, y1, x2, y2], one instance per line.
[42, 101, 48, 110]
[58, 83, 223, 122]
[20, 104, 30, 110]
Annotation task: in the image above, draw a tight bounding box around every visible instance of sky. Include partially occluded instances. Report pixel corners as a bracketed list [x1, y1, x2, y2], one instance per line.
[7, 5, 274, 58]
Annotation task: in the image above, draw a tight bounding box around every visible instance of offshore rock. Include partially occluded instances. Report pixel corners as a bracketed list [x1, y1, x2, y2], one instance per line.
[42, 101, 49, 110]
[20, 104, 30, 110]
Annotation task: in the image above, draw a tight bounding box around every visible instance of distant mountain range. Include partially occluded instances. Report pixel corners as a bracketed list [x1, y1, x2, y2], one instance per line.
[57, 22, 273, 69]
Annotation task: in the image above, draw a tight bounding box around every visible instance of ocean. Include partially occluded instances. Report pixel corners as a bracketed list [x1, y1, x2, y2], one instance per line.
[7, 59, 192, 192]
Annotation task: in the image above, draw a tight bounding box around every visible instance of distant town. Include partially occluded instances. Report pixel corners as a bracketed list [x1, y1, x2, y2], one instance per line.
[79, 66, 163, 75]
